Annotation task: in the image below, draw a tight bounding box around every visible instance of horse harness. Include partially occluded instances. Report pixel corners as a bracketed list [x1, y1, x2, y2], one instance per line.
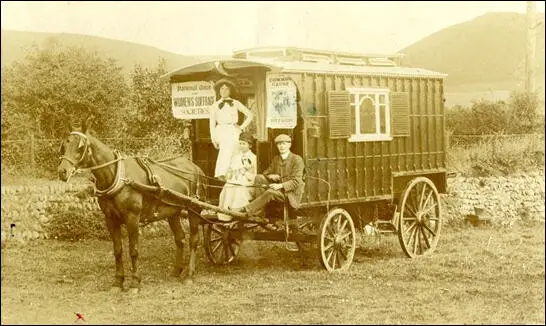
[61, 132, 201, 203]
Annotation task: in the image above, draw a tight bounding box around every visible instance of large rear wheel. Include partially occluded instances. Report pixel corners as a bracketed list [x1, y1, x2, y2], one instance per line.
[397, 177, 442, 258]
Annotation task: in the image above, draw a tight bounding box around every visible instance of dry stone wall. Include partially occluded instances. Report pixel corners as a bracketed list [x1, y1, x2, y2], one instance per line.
[1, 171, 544, 241]
[443, 171, 545, 226]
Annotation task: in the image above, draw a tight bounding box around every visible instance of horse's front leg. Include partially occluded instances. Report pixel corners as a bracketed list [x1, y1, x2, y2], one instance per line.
[126, 213, 141, 293]
[186, 214, 201, 284]
[104, 215, 124, 292]
[167, 215, 185, 278]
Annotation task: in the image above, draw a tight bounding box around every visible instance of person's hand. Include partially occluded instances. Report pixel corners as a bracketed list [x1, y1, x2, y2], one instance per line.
[267, 174, 280, 182]
[212, 141, 219, 149]
[269, 183, 283, 191]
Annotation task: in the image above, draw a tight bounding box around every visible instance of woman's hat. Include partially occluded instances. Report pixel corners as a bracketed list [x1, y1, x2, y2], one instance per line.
[238, 132, 253, 145]
[213, 78, 237, 94]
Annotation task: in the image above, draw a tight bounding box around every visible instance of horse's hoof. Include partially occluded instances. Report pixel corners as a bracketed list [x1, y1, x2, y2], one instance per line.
[128, 287, 140, 294]
[110, 286, 123, 293]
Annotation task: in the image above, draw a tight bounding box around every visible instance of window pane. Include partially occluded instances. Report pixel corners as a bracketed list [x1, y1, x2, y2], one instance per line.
[380, 106, 386, 133]
[359, 97, 375, 134]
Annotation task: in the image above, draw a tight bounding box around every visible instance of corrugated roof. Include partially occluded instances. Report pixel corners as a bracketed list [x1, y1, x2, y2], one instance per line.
[162, 57, 447, 81]
[270, 59, 447, 79]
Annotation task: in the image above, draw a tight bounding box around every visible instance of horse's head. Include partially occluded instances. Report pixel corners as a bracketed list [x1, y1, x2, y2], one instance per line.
[57, 117, 94, 182]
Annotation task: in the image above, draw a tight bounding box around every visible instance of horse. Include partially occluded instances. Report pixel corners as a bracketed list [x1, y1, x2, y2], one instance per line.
[57, 118, 207, 292]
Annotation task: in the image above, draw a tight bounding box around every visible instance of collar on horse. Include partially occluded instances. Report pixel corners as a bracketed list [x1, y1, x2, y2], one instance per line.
[61, 131, 126, 197]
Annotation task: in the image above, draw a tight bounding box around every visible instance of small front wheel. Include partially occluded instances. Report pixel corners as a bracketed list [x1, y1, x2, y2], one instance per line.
[203, 224, 240, 265]
[317, 208, 356, 272]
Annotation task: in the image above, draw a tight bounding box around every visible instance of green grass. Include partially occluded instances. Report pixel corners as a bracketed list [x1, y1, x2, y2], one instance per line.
[2, 222, 544, 324]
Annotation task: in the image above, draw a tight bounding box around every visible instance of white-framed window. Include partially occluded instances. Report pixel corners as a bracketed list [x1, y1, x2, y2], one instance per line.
[346, 87, 392, 142]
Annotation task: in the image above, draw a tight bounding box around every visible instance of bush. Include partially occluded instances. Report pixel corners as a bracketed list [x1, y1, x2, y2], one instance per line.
[43, 194, 110, 241]
[446, 91, 543, 136]
[447, 134, 545, 177]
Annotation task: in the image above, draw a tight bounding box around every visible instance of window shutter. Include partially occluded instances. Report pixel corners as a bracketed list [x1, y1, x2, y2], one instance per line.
[390, 92, 410, 136]
[326, 90, 351, 139]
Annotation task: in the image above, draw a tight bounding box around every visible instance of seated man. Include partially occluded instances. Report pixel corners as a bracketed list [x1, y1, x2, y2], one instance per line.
[235, 134, 305, 218]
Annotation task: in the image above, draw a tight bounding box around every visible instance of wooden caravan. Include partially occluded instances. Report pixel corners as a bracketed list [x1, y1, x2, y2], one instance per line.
[162, 46, 448, 268]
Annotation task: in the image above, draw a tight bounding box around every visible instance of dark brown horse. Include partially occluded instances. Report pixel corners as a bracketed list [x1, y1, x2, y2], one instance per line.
[57, 119, 207, 292]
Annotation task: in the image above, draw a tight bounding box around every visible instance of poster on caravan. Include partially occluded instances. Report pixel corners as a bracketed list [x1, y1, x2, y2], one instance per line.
[171, 81, 215, 119]
[266, 74, 297, 129]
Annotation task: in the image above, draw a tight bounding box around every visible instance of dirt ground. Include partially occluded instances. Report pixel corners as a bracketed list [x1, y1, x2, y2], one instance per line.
[1, 221, 544, 325]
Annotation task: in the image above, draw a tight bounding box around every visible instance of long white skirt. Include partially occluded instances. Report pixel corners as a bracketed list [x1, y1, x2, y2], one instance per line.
[213, 124, 240, 177]
[217, 175, 253, 221]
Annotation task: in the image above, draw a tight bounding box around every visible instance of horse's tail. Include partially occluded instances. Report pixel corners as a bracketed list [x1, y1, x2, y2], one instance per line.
[196, 169, 208, 203]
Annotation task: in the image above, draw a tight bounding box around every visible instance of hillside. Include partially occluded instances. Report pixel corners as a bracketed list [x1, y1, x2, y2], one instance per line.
[400, 12, 545, 94]
[0, 29, 204, 74]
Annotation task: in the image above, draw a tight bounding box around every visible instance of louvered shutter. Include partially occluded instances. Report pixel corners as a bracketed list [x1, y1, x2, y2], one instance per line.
[390, 92, 410, 137]
[327, 90, 351, 139]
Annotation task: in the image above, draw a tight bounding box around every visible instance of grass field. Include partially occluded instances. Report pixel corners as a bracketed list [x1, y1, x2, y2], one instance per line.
[1, 221, 544, 325]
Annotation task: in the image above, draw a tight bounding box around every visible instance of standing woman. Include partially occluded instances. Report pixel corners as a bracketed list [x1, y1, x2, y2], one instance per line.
[209, 78, 254, 180]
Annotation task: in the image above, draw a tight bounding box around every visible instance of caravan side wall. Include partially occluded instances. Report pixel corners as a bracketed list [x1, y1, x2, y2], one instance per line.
[288, 72, 447, 207]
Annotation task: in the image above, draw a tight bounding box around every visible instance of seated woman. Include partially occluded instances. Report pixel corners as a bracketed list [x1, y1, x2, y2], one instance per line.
[217, 132, 257, 222]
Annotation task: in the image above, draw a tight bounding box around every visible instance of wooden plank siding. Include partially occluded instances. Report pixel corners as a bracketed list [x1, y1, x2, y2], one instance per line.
[295, 72, 446, 207]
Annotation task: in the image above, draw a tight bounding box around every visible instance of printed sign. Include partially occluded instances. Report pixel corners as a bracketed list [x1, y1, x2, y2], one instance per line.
[266, 74, 297, 129]
[171, 81, 215, 119]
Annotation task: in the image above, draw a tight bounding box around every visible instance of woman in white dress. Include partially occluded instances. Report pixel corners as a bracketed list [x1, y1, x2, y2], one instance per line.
[209, 78, 254, 179]
[217, 133, 257, 221]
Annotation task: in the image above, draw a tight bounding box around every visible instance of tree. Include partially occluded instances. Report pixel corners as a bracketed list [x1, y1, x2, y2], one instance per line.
[1, 40, 129, 140]
[508, 91, 540, 133]
[127, 59, 189, 138]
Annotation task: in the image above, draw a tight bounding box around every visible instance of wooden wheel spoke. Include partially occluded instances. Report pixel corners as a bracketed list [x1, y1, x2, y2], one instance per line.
[336, 215, 341, 231]
[330, 251, 338, 269]
[326, 247, 334, 265]
[323, 233, 335, 242]
[421, 202, 438, 216]
[403, 221, 417, 235]
[421, 190, 433, 212]
[422, 222, 437, 237]
[323, 241, 335, 252]
[338, 231, 353, 241]
[339, 219, 348, 233]
[412, 226, 419, 254]
[403, 217, 417, 221]
[419, 184, 427, 210]
[339, 246, 349, 260]
[210, 234, 223, 242]
[420, 226, 431, 249]
[404, 202, 418, 217]
[211, 239, 223, 253]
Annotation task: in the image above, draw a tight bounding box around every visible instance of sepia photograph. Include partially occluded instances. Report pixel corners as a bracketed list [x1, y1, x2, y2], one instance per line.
[1, 1, 545, 324]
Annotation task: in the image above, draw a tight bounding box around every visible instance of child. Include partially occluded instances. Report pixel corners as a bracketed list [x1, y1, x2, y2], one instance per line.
[217, 132, 257, 222]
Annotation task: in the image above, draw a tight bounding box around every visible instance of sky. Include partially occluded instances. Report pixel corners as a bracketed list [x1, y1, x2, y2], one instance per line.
[1, 1, 545, 56]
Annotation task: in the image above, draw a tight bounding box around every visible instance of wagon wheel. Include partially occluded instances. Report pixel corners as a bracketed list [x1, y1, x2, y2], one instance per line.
[397, 177, 442, 258]
[203, 224, 240, 265]
[317, 208, 356, 272]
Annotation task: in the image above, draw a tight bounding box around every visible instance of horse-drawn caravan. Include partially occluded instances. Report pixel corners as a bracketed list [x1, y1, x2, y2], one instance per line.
[162, 46, 448, 265]
[58, 46, 448, 291]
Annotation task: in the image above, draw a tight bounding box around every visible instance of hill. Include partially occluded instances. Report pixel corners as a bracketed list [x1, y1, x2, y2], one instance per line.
[0, 29, 204, 74]
[400, 12, 545, 99]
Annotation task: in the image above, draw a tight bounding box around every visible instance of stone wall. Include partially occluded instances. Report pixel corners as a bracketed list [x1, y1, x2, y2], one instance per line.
[0, 182, 171, 242]
[1, 171, 544, 241]
[443, 171, 545, 226]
